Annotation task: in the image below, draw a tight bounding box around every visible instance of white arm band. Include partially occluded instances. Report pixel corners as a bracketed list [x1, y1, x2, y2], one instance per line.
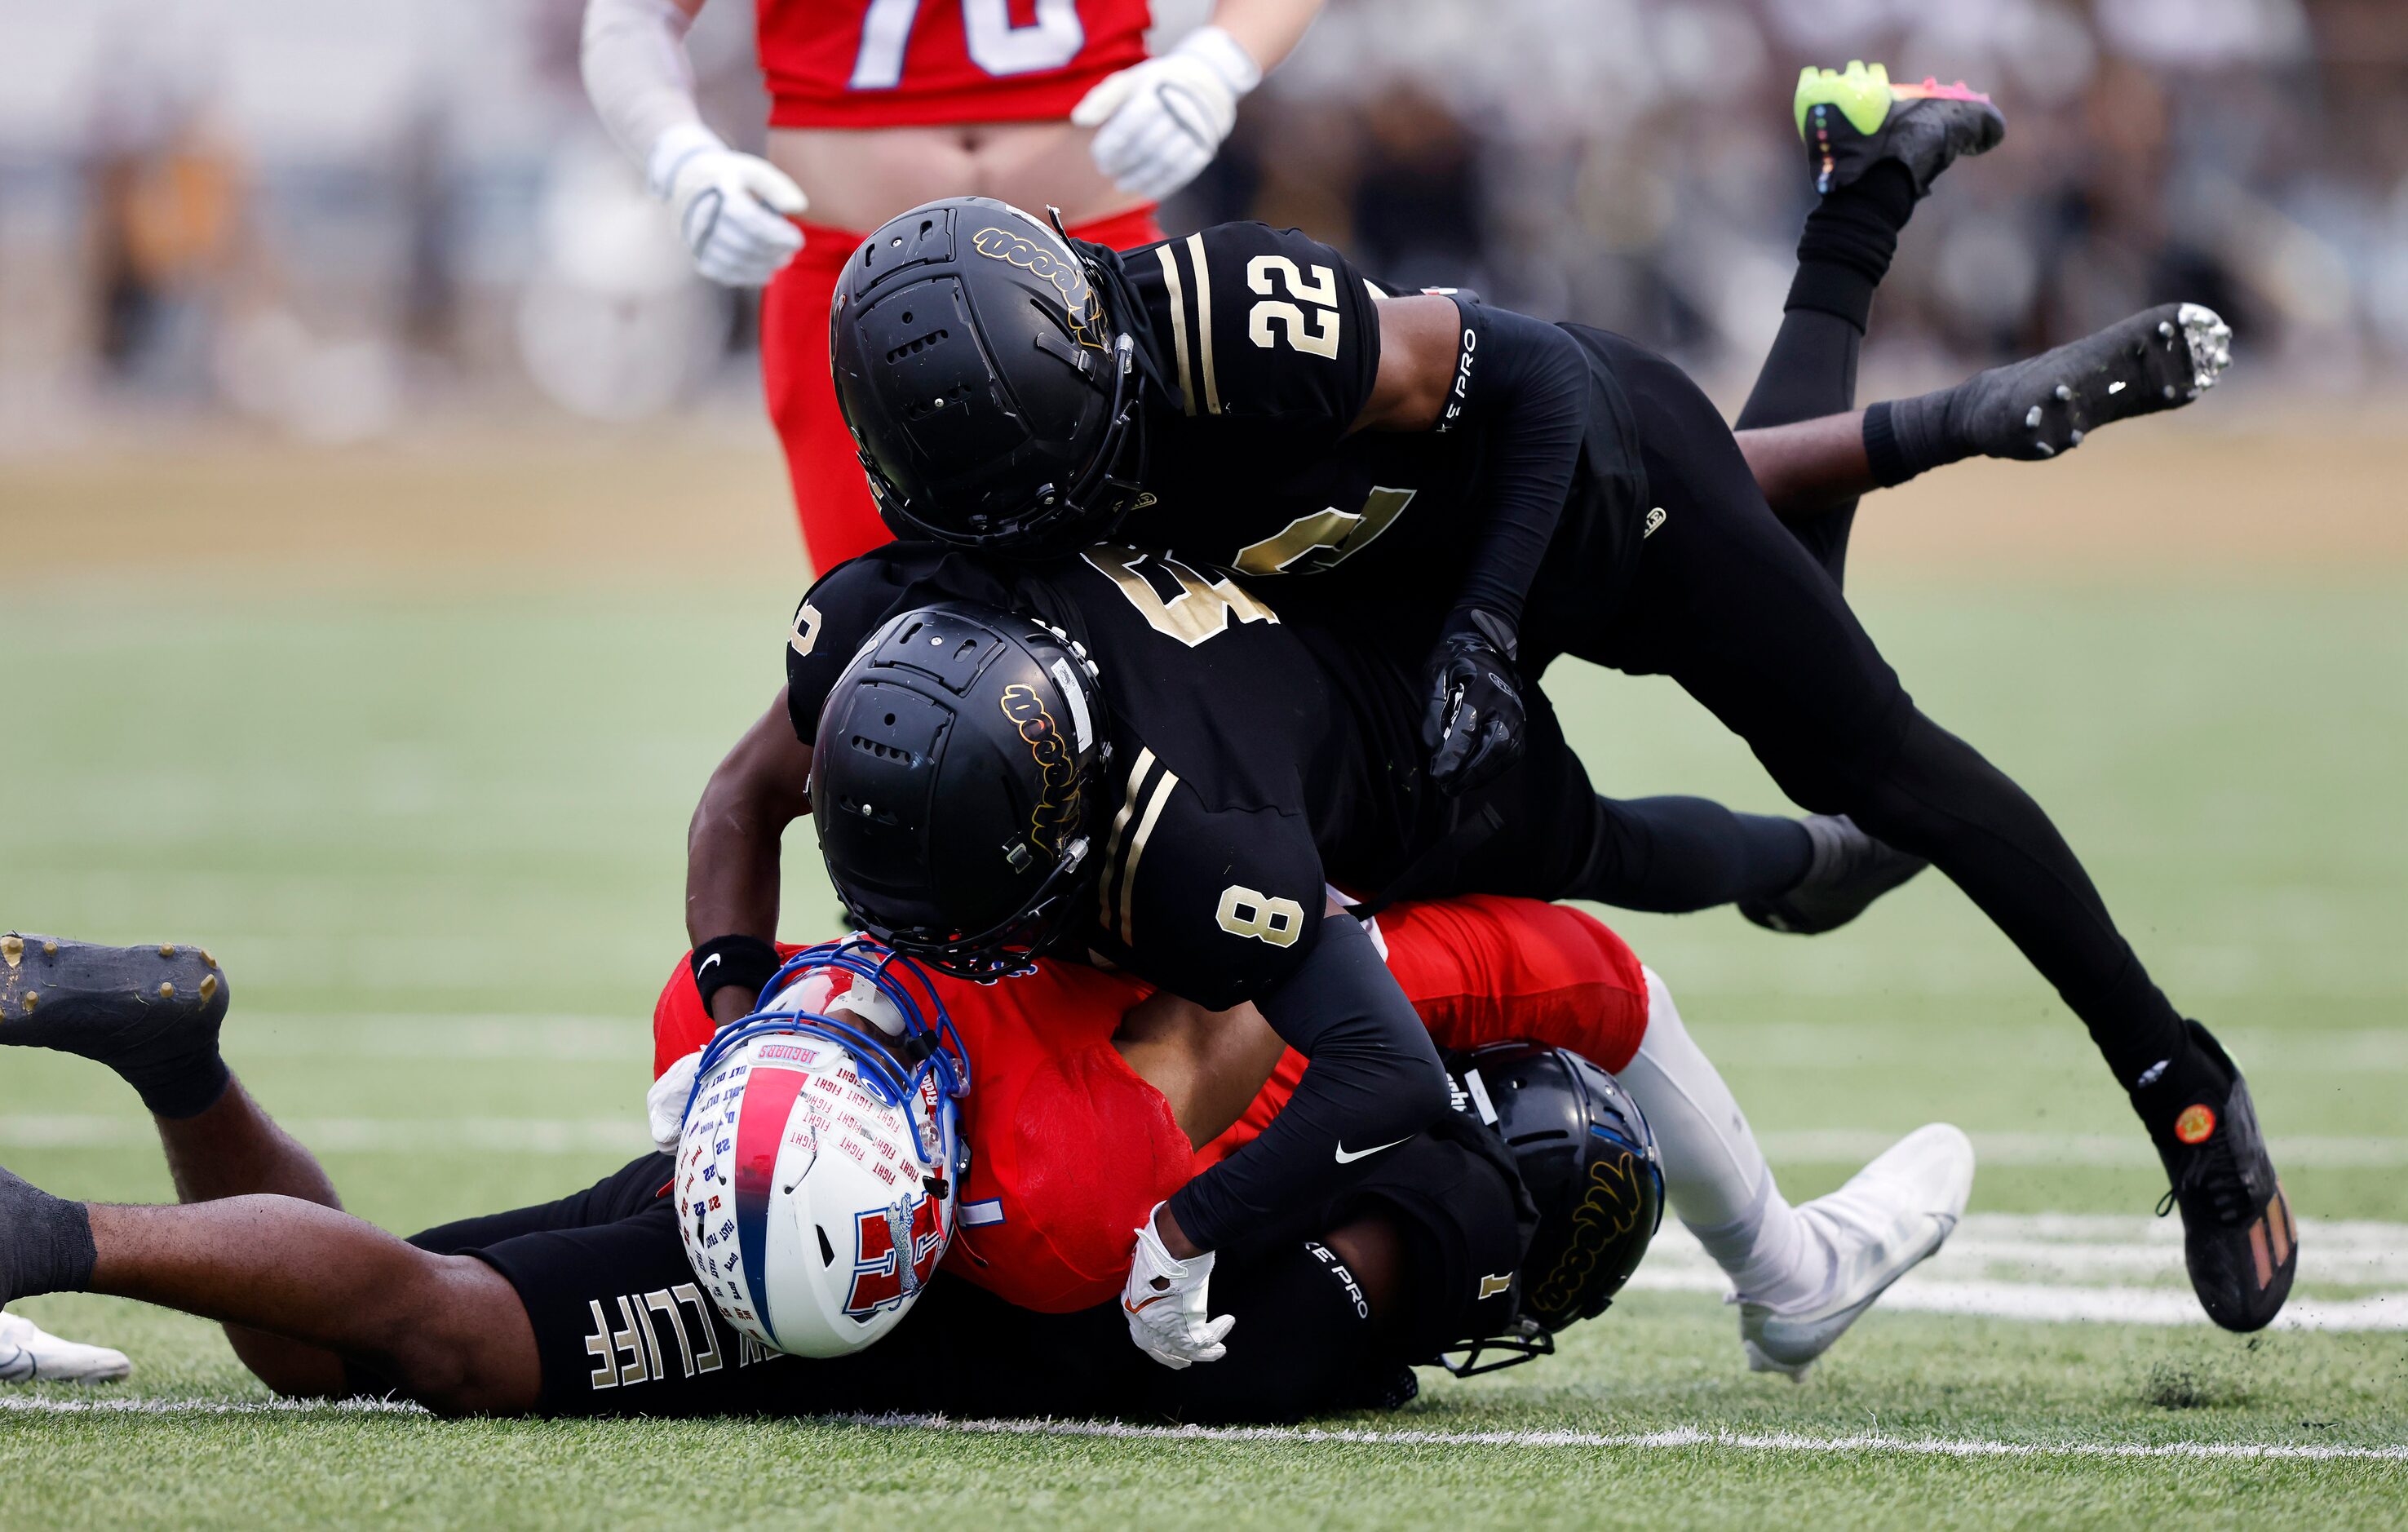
[582, 0, 711, 178]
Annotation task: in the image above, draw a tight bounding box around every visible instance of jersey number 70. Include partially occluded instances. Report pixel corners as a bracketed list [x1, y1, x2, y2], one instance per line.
[851, 0, 1084, 89]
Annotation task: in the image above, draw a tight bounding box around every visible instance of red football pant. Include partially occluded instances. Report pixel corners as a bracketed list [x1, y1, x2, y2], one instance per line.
[759, 205, 1169, 573]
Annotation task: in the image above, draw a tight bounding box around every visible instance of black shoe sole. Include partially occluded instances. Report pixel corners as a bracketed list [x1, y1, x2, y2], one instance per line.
[0, 933, 228, 1054]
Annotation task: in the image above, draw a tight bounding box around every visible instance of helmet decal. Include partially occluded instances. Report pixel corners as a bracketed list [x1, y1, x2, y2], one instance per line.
[1525, 1149, 1654, 1326]
[968, 222, 1105, 352]
[844, 1193, 947, 1317]
[1000, 682, 1082, 856]
[730, 1064, 815, 1344]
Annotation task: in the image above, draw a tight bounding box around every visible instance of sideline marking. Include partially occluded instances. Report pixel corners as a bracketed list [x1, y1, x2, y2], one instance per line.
[0, 1397, 2401, 1461]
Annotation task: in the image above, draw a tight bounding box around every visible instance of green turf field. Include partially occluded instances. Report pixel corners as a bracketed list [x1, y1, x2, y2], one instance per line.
[3, 563, 2405, 1529]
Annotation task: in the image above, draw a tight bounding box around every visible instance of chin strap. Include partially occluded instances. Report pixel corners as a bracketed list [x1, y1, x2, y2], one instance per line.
[1053, 210, 1184, 414]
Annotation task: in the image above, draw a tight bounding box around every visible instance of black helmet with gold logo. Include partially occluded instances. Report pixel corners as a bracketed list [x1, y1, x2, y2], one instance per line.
[830, 197, 1147, 551]
[811, 601, 1112, 980]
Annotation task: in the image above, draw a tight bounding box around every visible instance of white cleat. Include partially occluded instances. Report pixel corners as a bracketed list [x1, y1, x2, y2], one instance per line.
[1738, 1123, 1974, 1379]
[0, 1309, 132, 1384]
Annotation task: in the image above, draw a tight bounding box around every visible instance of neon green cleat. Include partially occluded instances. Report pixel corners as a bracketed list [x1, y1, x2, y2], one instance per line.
[1795, 60, 2005, 197]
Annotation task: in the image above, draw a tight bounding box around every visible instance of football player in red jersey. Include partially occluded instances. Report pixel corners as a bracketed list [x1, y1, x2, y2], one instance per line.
[582, 0, 1324, 571]
[0, 913, 1964, 1413]
[647, 895, 1970, 1376]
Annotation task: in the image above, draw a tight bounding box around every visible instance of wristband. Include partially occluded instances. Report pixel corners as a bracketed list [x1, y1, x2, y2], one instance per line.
[691, 933, 782, 1013]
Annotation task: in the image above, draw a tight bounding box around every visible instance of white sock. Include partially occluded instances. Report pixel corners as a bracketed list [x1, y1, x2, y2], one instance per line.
[1618, 967, 1831, 1308]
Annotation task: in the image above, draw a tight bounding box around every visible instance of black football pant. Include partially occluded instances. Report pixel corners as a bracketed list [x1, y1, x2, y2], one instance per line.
[1548, 292, 1875, 915]
[1554, 327, 2191, 1091]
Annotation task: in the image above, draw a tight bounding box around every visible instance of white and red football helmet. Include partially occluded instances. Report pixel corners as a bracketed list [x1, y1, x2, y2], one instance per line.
[673, 939, 970, 1357]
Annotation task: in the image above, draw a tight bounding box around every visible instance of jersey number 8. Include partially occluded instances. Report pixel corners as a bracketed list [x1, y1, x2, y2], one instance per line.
[1216, 884, 1304, 947]
[1246, 256, 1342, 361]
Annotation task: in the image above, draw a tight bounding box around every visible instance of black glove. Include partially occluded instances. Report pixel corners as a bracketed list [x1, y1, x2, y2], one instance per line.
[1419, 609, 1525, 798]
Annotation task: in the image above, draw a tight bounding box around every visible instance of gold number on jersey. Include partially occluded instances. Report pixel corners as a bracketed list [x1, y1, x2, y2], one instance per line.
[1231, 486, 1419, 577]
[1246, 256, 1342, 360]
[1216, 884, 1305, 947]
[1080, 543, 1279, 649]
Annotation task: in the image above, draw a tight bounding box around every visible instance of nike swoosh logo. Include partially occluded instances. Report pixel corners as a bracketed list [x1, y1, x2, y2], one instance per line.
[697, 954, 722, 976]
[1123, 1293, 1172, 1314]
[1334, 1135, 1412, 1165]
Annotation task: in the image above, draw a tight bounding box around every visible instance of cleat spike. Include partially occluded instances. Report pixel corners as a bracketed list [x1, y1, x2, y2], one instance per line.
[157, 982, 175, 1000]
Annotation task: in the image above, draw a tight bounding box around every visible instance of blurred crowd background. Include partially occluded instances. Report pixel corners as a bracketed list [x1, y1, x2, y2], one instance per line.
[3, 0, 2404, 446]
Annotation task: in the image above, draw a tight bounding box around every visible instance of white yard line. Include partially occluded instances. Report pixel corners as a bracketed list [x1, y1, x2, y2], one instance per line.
[10, 1115, 2405, 1168]
[843, 1415, 2408, 1461]
[1635, 1215, 2408, 1331]
[0, 1396, 2399, 1462]
[1759, 1130, 2408, 1168]
[0, 1115, 644, 1153]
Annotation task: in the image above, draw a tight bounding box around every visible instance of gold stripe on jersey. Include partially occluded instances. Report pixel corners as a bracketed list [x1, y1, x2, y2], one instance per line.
[1118, 765, 1181, 945]
[1154, 247, 1196, 418]
[1098, 747, 1158, 933]
[1184, 232, 1222, 415]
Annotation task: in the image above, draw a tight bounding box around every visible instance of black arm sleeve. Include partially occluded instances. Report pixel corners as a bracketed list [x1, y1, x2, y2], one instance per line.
[1165, 915, 1453, 1254]
[1433, 299, 1591, 631]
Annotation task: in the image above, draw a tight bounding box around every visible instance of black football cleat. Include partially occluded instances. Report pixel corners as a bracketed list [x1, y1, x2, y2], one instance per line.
[1795, 62, 2006, 197]
[0, 934, 231, 1117]
[1739, 815, 1928, 936]
[1948, 303, 2234, 462]
[2153, 1022, 2295, 1332]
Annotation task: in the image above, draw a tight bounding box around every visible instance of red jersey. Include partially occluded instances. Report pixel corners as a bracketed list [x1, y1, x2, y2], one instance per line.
[760, 0, 1152, 129]
[650, 897, 1649, 1313]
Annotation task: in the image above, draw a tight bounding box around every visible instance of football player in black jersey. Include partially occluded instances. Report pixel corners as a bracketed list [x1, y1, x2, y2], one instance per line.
[817, 66, 2290, 1336]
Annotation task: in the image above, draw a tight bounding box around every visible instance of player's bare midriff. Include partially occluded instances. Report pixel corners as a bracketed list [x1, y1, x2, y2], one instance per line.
[768, 120, 1149, 234]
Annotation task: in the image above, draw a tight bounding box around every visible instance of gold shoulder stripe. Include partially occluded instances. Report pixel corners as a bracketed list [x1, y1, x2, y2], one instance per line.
[1184, 232, 1221, 415]
[1153, 246, 1196, 418]
[1098, 748, 1158, 934]
[1117, 766, 1181, 945]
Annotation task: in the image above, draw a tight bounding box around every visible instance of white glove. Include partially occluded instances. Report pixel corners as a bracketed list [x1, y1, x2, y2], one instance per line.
[1072, 26, 1261, 202]
[1120, 1203, 1235, 1368]
[648, 1049, 703, 1153]
[647, 122, 808, 287]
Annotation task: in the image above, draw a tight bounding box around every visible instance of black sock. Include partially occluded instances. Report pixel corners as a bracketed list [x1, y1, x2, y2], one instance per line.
[1785, 161, 1919, 331]
[1862, 390, 1959, 487]
[130, 1055, 232, 1121]
[1, 1167, 96, 1302]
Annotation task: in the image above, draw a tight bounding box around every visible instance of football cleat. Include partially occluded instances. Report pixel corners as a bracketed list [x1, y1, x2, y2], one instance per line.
[2153, 1022, 2295, 1332]
[1795, 61, 2006, 197]
[0, 1310, 130, 1385]
[1740, 1123, 1973, 1378]
[0, 934, 230, 1114]
[1739, 815, 1927, 936]
[1947, 303, 2233, 462]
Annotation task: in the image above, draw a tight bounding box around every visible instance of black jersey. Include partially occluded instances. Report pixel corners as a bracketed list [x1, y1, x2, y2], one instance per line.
[1096, 224, 1648, 631]
[790, 543, 1401, 1009]
[788, 545, 1620, 1005]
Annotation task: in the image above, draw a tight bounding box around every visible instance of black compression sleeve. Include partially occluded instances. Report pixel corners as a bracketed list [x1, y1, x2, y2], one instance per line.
[1434, 299, 1590, 631]
[1165, 917, 1451, 1253]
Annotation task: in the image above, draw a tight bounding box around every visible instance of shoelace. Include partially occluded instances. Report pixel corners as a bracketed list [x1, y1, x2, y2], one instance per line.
[2154, 1122, 2247, 1224]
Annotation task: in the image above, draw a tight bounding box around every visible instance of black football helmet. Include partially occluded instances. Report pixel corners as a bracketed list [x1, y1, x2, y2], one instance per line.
[810, 601, 1113, 980]
[830, 197, 1147, 551]
[1440, 1041, 1665, 1374]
